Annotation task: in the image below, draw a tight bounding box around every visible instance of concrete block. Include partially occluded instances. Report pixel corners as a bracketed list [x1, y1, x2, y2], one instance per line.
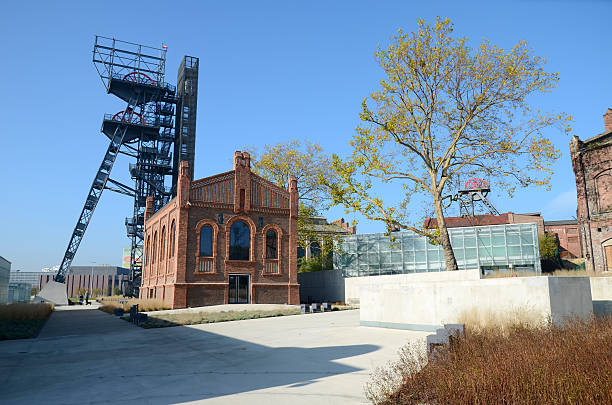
[36, 280, 68, 305]
[360, 274, 593, 331]
[590, 277, 612, 317]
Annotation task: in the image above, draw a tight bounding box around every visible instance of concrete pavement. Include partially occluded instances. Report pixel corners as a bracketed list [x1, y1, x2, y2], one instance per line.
[0, 307, 430, 404]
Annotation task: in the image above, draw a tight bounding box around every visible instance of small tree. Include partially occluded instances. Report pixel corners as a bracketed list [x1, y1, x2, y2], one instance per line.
[539, 233, 559, 260]
[246, 140, 343, 257]
[113, 287, 122, 296]
[327, 17, 570, 270]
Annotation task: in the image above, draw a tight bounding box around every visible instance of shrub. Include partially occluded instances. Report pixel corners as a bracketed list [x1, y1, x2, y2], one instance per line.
[366, 316, 612, 404]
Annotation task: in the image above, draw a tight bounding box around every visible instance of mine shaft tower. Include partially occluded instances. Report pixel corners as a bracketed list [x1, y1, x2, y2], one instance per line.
[55, 36, 198, 296]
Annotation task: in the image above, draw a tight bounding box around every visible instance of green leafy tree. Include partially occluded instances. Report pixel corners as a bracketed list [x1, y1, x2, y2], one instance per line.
[246, 140, 343, 258]
[326, 17, 571, 271]
[539, 233, 559, 260]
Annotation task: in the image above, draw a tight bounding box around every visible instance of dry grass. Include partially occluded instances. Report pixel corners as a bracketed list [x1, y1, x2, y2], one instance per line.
[0, 303, 54, 340]
[366, 316, 612, 404]
[98, 298, 170, 314]
[135, 308, 302, 328]
[0, 302, 54, 320]
[457, 306, 547, 334]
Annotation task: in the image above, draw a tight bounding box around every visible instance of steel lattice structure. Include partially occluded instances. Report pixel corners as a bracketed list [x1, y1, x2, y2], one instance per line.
[55, 36, 198, 297]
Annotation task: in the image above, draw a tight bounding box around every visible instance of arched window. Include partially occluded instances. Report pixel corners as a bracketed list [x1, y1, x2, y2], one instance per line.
[160, 227, 166, 261]
[200, 225, 213, 257]
[145, 235, 150, 265]
[153, 232, 157, 263]
[170, 220, 176, 257]
[266, 229, 278, 259]
[230, 221, 250, 260]
[310, 241, 321, 257]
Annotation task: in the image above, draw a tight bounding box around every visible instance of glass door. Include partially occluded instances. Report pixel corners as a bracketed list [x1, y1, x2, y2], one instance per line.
[228, 274, 249, 304]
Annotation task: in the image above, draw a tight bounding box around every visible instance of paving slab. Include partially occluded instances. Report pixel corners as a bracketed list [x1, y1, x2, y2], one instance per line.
[0, 309, 430, 404]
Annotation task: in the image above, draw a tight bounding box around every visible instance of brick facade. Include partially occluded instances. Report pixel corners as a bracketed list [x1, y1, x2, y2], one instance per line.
[543, 220, 581, 259]
[140, 151, 300, 308]
[570, 109, 612, 272]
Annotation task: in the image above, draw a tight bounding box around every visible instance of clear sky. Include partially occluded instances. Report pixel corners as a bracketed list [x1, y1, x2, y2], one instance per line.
[1, 0, 610, 271]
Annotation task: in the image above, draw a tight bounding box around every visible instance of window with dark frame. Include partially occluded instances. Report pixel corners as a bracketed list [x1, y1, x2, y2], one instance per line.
[200, 225, 213, 257]
[266, 229, 278, 259]
[230, 221, 250, 260]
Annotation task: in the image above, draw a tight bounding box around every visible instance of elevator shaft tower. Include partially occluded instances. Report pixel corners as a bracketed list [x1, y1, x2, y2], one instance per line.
[55, 37, 198, 296]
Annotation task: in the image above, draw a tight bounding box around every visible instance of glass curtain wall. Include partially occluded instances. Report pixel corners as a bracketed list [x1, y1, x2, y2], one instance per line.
[334, 223, 541, 277]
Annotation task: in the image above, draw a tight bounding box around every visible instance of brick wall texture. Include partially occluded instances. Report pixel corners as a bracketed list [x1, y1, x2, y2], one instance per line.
[570, 109, 612, 272]
[140, 152, 300, 308]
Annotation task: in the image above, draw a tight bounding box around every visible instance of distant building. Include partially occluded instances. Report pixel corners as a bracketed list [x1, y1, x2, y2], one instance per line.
[424, 212, 545, 235]
[299, 217, 357, 260]
[9, 270, 47, 290]
[38, 266, 129, 297]
[544, 220, 581, 259]
[570, 109, 612, 272]
[0, 256, 10, 304]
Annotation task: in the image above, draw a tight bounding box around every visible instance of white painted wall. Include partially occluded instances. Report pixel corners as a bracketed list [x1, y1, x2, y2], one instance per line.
[360, 272, 593, 331]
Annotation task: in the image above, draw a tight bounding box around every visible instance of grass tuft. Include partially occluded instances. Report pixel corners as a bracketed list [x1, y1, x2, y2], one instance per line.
[97, 297, 170, 314]
[366, 316, 612, 404]
[0, 303, 54, 340]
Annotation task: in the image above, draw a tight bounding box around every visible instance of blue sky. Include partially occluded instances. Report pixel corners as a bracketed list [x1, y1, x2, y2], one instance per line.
[1, 1, 610, 271]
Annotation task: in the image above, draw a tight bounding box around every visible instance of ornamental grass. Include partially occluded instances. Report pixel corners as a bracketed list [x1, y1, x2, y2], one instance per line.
[366, 316, 612, 404]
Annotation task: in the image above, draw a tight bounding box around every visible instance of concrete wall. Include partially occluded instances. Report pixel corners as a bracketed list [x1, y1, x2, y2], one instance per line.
[590, 276, 612, 316]
[298, 270, 345, 303]
[0, 256, 9, 304]
[360, 272, 593, 331]
[345, 269, 482, 305]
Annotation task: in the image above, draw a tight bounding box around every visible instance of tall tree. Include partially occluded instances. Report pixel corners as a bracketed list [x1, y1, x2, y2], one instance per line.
[326, 17, 571, 270]
[246, 140, 341, 261]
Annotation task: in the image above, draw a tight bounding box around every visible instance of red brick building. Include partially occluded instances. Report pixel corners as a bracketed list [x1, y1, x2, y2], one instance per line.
[570, 109, 612, 272]
[543, 220, 581, 259]
[140, 151, 300, 308]
[424, 212, 545, 235]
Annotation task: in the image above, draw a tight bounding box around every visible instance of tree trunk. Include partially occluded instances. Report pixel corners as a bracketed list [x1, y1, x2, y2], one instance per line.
[433, 196, 459, 271]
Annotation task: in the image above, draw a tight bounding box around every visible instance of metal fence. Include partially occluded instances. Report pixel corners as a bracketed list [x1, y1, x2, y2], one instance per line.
[334, 223, 541, 277]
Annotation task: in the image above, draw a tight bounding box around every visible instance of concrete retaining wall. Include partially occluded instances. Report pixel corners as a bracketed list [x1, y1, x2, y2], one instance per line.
[590, 277, 612, 317]
[360, 273, 593, 331]
[345, 269, 482, 305]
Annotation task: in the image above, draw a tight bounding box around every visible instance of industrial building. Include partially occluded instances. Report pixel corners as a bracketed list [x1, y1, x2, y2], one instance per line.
[39, 266, 129, 298]
[0, 256, 10, 304]
[140, 153, 300, 308]
[334, 223, 542, 277]
[571, 109, 612, 272]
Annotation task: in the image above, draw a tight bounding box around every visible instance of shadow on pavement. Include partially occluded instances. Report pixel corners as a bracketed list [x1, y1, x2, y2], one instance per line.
[0, 308, 380, 404]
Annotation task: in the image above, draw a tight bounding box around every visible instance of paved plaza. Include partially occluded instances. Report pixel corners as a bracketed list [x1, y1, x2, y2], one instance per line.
[0, 307, 429, 404]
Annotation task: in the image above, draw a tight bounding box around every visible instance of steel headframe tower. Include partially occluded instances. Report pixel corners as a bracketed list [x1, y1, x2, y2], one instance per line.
[55, 36, 189, 296]
[457, 178, 500, 217]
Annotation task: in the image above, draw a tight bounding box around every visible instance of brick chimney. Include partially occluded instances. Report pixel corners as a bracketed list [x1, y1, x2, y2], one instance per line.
[604, 108, 612, 133]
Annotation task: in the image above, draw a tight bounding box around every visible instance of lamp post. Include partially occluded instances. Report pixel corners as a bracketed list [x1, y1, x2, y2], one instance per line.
[90, 261, 96, 295]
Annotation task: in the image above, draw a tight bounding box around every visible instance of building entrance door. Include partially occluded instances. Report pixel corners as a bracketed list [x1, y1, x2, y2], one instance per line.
[228, 274, 249, 304]
[605, 245, 612, 271]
